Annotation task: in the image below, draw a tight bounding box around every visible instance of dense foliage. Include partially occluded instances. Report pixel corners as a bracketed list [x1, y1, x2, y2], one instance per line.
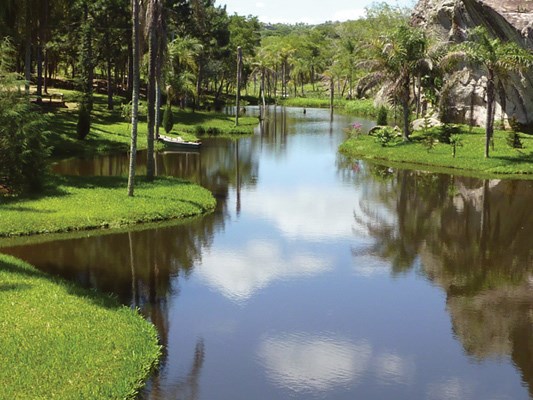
[0, 38, 49, 195]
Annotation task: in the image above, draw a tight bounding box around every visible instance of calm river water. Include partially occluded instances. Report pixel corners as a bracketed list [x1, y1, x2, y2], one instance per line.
[1, 107, 532, 400]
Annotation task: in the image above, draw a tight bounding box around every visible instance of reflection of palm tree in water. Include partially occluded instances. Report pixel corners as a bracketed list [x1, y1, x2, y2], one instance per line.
[353, 168, 533, 396]
[144, 339, 206, 400]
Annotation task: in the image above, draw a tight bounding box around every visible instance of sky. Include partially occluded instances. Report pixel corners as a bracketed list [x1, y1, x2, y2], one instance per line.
[219, 0, 416, 25]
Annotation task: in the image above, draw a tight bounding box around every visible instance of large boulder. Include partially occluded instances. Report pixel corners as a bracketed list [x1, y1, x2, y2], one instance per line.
[412, 0, 533, 132]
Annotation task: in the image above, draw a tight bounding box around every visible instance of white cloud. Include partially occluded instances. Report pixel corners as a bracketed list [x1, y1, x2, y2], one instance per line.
[196, 239, 332, 302]
[331, 8, 366, 21]
[373, 351, 416, 385]
[257, 333, 372, 392]
[255, 2, 265, 8]
[427, 377, 474, 400]
[246, 186, 363, 241]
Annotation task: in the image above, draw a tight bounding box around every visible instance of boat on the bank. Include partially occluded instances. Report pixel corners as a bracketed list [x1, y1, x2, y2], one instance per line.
[157, 134, 201, 149]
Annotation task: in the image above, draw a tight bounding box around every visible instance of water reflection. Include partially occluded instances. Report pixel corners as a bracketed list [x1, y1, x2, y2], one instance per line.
[1, 107, 532, 399]
[197, 239, 332, 302]
[354, 166, 533, 397]
[257, 333, 372, 392]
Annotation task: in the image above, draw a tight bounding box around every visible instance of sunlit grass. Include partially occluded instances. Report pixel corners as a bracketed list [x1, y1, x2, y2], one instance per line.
[0, 175, 216, 237]
[0, 254, 161, 399]
[340, 125, 533, 178]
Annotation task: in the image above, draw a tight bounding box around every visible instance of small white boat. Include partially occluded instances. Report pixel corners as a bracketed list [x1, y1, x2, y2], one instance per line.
[157, 134, 201, 149]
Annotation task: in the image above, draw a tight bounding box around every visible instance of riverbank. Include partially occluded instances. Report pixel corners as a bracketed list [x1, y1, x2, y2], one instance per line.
[339, 125, 533, 178]
[279, 97, 377, 118]
[45, 89, 258, 158]
[0, 253, 161, 399]
[0, 175, 216, 237]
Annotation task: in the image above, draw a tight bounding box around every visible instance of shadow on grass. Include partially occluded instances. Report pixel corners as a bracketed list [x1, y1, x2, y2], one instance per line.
[0, 254, 123, 310]
[0, 282, 33, 292]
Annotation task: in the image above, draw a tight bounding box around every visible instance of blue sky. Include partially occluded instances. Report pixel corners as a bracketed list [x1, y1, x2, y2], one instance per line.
[219, 0, 416, 24]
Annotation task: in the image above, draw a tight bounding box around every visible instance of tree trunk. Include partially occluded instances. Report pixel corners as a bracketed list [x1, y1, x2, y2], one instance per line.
[146, 0, 158, 181]
[127, 0, 140, 197]
[485, 70, 495, 158]
[235, 46, 243, 126]
[329, 77, 334, 119]
[24, 0, 31, 96]
[107, 57, 114, 110]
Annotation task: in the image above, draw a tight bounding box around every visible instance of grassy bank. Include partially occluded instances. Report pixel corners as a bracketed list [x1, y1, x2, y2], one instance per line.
[340, 125, 533, 177]
[0, 175, 216, 237]
[279, 97, 378, 118]
[0, 254, 160, 399]
[44, 89, 258, 158]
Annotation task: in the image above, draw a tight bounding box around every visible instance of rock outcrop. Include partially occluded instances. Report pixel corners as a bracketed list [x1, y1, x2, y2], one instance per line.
[412, 0, 533, 132]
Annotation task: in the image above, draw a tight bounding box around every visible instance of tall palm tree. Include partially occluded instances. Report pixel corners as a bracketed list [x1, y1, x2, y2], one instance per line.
[127, 0, 140, 197]
[358, 24, 429, 141]
[448, 26, 533, 158]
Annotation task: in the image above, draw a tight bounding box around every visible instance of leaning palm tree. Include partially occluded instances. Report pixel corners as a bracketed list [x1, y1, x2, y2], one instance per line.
[358, 24, 429, 141]
[446, 26, 533, 158]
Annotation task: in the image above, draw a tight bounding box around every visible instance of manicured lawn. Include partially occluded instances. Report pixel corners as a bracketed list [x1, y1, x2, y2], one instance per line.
[339, 126, 533, 178]
[0, 175, 216, 237]
[0, 254, 161, 399]
[279, 97, 377, 118]
[43, 89, 258, 158]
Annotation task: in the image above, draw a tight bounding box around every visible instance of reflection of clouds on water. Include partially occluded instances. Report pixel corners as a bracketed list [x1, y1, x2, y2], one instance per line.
[247, 187, 364, 241]
[197, 240, 332, 302]
[373, 351, 415, 385]
[352, 253, 392, 277]
[257, 333, 372, 392]
[257, 333, 416, 393]
[427, 377, 474, 400]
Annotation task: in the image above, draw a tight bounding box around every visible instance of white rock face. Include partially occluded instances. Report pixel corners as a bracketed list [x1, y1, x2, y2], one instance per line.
[412, 0, 533, 132]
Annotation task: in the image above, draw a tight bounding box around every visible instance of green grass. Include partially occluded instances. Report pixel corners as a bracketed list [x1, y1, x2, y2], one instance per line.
[0, 175, 216, 237]
[43, 89, 258, 158]
[171, 108, 258, 136]
[279, 97, 378, 118]
[0, 253, 161, 399]
[340, 125, 533, 178]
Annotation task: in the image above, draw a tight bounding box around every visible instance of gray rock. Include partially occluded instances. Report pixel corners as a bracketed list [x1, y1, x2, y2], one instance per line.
[412, 0, 533, 132]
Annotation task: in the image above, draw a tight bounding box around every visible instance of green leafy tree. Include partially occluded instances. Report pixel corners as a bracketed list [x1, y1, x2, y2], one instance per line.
[359, 24, 430, 141]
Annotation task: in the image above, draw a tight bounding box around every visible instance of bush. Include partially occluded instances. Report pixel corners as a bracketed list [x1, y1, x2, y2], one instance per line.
[438, 123, 460, 144]
[0, 37, 50, 195]
[376, 105, 388, 125]
[506, 132, 524, 149]
[374, 126, 398, 147]
[77, 103, 91, 140]
[163, 105, 174, 133]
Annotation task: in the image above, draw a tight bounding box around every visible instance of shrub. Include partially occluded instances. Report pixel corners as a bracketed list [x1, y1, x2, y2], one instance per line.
[0, 37, 50, 194]
[163, 105, 174, 133]
[450, 134, 463, 158]
[376, 105, 388, 125]
[374, 126, 398, 147]
[77, 103, 91, 140]
[439, 123, 460, 144]
[506, 132, 524, 149]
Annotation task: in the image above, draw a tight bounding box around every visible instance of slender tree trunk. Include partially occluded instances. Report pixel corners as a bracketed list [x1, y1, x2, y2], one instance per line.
[485, 70, 495, 158]
[235, 46, 242, 126]
[107, 57, 114, 110]
[146, 0, 158, 181]
[329, 77, 334, 119]
[402, 77, 411, 140]
[155, 83, 161, 138]
[127, 0, 140, 197]
[24, 0, 31, 96]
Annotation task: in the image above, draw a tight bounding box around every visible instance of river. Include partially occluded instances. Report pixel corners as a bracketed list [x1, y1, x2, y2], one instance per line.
[1, 106, 532, 400]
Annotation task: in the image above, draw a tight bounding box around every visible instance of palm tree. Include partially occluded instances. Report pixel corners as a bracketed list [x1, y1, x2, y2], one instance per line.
[127, 0, 140, 197]
[358, 24, 429, 141]
[448, 26, 533, 158]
